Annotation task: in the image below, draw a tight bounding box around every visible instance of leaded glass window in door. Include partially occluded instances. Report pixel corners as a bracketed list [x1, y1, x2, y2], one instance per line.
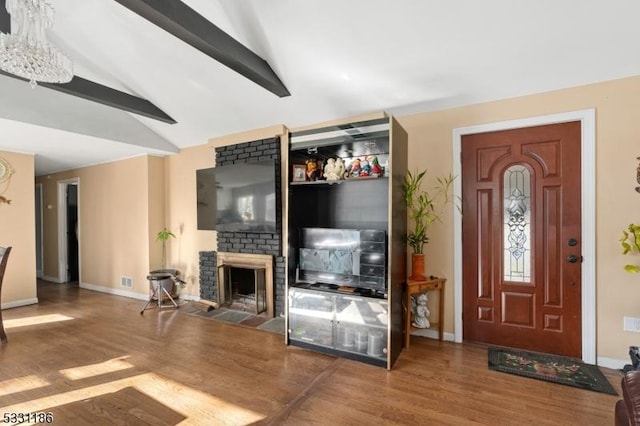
[503, 165, 531, 282]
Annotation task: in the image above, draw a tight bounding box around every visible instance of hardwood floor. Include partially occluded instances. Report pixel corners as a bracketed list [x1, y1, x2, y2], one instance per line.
[0, 281, 621, 425]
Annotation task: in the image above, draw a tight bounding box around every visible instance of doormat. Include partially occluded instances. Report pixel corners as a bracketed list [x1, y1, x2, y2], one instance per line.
[488, 347, 617, 395]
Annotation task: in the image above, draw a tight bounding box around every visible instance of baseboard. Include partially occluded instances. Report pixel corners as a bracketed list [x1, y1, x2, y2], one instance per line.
[598, 356, 627, 370]
[79, 282, 149, 301]
[41, 275, 62, 283]
[1, 297, 39, 309]
[410, 328, 455, 342]
[180, 294, 200, 301]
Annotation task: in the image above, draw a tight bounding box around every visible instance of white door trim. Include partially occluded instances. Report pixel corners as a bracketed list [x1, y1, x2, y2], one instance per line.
[452, 109, 596, 364]
[35, 183, 43, 278]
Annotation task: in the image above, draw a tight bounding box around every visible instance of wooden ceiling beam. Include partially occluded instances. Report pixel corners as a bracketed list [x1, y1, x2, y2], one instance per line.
[113, 0, 291, 98]
[0, 0, 10, 33]
[0, 71, 177, 124]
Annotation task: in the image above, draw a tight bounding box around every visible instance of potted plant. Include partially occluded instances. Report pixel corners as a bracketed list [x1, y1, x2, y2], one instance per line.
[154, 227, 178, 295]
[403, 170, 456, 280]
[621, 223, 640, 273]
[156, 227, 176, 271]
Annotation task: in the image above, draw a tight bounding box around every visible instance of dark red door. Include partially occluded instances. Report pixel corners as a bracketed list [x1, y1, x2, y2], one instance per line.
[462, 121, 582, 358]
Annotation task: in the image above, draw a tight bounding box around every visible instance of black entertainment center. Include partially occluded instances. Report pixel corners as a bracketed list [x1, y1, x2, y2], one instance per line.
[286, 115, 408, 369]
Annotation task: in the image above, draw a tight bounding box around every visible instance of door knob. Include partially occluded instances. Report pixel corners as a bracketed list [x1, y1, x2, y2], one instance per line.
[567, 255, 578, 263]
[568, 238, 578, 247]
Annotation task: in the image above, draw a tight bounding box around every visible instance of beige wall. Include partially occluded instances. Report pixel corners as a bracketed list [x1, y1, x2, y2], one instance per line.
[36, 156, 157, 298]
[397, 75, 640, 362]
[0, 151, 37, 307]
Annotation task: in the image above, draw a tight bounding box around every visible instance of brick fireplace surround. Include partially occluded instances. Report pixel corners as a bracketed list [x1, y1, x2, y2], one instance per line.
[199, 136, 286, 316]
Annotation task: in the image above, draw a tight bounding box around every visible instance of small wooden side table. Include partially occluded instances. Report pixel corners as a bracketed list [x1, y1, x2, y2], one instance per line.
[404, 277, 446, 348]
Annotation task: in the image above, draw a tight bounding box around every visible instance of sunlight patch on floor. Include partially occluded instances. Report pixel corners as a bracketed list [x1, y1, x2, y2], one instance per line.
[4, 314, 74, 329]
[59, 356, 134, 380]
[0, 372, 264, 425]
[0, 375, 50, 397]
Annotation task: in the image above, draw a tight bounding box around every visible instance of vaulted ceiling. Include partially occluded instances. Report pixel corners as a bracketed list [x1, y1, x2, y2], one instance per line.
[1, 0, 640, 175]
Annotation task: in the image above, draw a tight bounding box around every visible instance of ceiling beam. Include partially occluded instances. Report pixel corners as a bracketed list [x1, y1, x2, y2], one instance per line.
[0, 0, 10, 33]
[113, 0, 291, 98]
[0, 71, 177, 124]
[41, 76, 177, 124]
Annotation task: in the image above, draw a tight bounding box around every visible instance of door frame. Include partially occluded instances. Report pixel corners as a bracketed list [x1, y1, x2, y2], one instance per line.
[57, 177, 80, 283]
[452, 109, 596, 363]
[35, 183, 44, 278]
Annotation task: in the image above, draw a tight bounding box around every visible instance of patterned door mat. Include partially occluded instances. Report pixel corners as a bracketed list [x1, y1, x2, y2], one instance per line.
[488, 347, 617, 395]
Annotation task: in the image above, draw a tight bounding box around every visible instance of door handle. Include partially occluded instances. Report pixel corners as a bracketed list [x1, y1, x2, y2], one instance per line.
[568, 238, 578, 247]
[567, 255, 579, 263]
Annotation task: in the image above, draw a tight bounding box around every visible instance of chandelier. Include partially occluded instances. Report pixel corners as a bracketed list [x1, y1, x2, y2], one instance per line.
[0, 0, 72, 87]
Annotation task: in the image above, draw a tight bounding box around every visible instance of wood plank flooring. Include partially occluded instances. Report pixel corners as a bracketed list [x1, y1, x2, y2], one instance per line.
[0, 281, 622, 425]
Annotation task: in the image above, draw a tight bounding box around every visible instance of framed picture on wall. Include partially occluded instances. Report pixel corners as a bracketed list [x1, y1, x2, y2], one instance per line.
[292, 164, 306, 182]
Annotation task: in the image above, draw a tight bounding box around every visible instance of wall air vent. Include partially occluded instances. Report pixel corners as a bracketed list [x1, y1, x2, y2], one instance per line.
[121, 276, 133, 288]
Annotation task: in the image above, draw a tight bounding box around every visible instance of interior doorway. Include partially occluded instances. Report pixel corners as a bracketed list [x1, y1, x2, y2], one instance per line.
[58, 178, 80, 283]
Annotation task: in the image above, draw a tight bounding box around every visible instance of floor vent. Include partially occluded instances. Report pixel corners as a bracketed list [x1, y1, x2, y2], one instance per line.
[121, 276, 133, 288]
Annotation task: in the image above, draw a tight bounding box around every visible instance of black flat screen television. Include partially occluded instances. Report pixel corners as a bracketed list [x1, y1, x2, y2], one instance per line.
[197, 160, 277, 233]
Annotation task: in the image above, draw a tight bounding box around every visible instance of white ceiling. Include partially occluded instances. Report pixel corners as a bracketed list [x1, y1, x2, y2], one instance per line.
[1, 0, 640, 175]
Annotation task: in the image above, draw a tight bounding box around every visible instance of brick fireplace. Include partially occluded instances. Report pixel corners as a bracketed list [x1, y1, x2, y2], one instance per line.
[199, 136, 286, 316]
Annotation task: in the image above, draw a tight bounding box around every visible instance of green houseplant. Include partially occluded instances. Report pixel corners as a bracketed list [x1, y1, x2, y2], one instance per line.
[156, 227, 176, 271]
[403, 170, 455, 279]
[621, 223, 640, 273]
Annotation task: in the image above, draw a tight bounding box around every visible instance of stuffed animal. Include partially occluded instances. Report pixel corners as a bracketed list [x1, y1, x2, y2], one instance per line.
[368, 155, 384, 177]
[324, 158, 344, 182]
[305, 158, 322, 181]
[345, 158, 361, 179]
[359, 157, 371, 177]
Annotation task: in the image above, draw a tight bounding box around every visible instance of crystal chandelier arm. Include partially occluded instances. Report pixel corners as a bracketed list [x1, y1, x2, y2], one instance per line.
[0, 0, 73, 86]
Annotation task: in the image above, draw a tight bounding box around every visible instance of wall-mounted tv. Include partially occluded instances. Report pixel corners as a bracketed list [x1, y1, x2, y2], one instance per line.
[197, 160, 277, 233]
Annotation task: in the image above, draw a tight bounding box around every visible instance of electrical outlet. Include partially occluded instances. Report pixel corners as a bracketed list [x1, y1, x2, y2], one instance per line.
[624, 316, 640, 332]
[121, 276, 133, 288]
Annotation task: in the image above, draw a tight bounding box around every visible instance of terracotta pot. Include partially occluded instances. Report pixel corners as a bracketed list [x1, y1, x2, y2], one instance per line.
[409, 253, 427, 281]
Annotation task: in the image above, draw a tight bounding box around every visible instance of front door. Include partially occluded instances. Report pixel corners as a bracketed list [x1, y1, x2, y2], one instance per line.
[461, 121, 582, 358]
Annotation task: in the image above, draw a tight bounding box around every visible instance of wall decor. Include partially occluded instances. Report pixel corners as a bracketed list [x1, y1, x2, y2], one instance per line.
[0, 156, 15, 203]
[636, 157, 640, 194]
[0, 157, 14, 184]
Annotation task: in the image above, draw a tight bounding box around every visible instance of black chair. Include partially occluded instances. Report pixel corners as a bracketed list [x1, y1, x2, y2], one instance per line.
[139, 270, 182, 315]
[0, 246, 12, 343]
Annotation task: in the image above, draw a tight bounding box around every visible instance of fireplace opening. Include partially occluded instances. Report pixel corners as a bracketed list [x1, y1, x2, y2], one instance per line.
[216, 252, 274, 317]
[218, 265, 267, 315]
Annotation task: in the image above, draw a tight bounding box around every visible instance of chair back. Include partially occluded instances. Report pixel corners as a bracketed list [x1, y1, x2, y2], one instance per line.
[0, 246, 10, 288]
[0, 246, 11, 343]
